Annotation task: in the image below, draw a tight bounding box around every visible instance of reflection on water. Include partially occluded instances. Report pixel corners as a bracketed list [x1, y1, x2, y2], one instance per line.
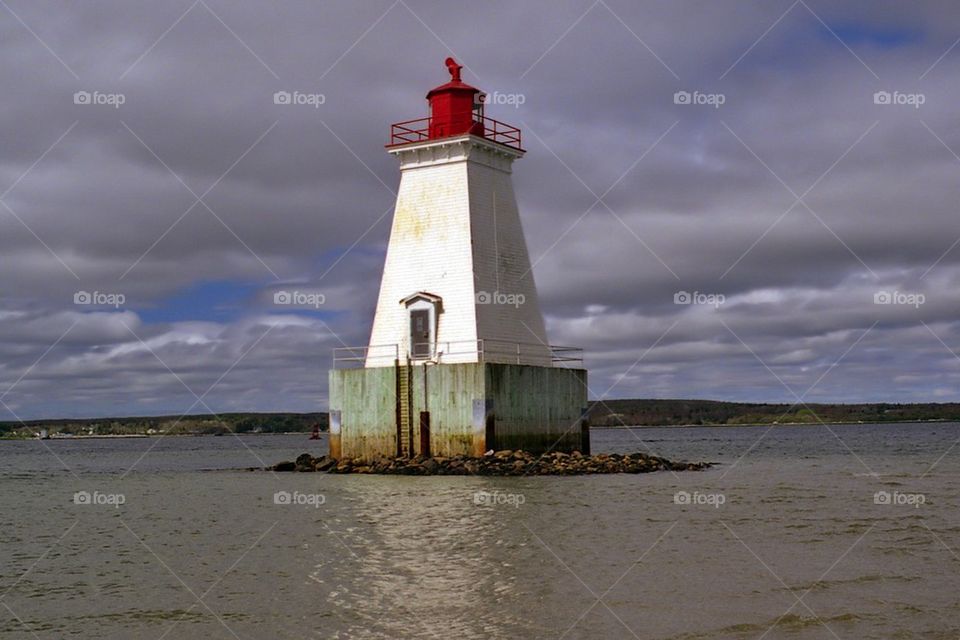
[1, 425, 960, 639]
[313, 478, 530, 638]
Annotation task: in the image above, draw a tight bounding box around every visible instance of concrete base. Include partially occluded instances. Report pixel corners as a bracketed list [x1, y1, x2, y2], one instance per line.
[328, 362, 588, 460]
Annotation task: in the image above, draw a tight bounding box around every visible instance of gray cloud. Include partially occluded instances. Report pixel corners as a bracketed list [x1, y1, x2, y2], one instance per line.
[2, 0, 960, 419]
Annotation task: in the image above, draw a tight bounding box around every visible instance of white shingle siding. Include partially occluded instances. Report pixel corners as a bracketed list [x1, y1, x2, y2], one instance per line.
[366, 135, 552, 367]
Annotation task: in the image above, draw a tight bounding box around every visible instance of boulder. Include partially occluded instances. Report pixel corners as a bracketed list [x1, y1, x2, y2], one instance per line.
[295, 453, 315, 467]
[315, 456, 337, 472]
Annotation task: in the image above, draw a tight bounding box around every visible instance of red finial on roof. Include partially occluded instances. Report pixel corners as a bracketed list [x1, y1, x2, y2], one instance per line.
[445, 57, 463, 82]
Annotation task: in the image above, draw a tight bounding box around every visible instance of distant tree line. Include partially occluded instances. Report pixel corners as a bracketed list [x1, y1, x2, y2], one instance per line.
[0, 412, 327, 438]
[4, 401, 960, 438]
[585, 400, 960, 427]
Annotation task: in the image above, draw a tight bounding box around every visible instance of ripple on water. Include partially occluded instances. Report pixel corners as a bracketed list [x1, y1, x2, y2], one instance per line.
[2, 428, 960, 638]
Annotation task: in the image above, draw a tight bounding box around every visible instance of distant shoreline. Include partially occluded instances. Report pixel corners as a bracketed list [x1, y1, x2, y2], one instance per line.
[585, 399, 960, 429]
[0, 412, 326, 440]
[0, 431, 317, 441]
[591, 418, 960, 429]
[4, 399, 960, 439]
[4, 420, 958, 441]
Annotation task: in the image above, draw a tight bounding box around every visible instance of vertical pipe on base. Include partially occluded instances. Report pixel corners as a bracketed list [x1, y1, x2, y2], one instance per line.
[580, 408, 590, 456]
[419, 411, 431, 458]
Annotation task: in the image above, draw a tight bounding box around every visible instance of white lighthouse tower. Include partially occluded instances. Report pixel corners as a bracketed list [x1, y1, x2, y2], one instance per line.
[329, 59, 588, 460]
[367, 58, 550, 367]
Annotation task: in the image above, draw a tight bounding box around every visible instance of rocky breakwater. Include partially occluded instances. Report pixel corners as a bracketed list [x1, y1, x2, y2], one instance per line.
[271, 450, 710, 475]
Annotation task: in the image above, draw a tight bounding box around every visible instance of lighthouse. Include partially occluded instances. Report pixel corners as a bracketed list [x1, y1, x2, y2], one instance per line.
[329, 59, 588, 460]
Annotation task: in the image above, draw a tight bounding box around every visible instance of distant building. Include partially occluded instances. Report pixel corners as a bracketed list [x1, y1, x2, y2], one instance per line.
[329, 59, 588, 459]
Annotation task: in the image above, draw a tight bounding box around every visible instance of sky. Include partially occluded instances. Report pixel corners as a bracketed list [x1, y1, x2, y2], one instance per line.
[1, 0, 960, 420]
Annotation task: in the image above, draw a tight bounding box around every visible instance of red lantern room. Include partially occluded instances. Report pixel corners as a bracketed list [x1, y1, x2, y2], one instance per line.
[426, 58, 485, 139]
[388, 58, 523, 151]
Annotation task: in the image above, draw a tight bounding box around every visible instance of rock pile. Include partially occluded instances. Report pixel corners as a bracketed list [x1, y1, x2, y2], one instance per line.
[271, 450, 709, 475]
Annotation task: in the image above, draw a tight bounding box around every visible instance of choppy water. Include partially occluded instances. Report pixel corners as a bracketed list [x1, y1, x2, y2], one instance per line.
[2, 424, 959, 639]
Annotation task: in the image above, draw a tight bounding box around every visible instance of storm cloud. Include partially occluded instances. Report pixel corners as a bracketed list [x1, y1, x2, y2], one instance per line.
[2, 0, 960, 419]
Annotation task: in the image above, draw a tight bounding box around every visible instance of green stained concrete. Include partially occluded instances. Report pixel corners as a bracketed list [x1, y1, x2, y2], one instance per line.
[329, 362, 587, 459]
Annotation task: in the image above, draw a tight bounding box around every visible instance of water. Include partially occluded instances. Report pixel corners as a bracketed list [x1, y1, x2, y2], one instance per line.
[2, 424, 959, 639]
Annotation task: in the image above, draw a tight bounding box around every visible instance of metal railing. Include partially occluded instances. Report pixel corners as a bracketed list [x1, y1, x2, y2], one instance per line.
[388, 115, 523, 150]
[333, 343, 398, 368]
[332, 340, 583, 369]
[546, 346, 585, 364]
